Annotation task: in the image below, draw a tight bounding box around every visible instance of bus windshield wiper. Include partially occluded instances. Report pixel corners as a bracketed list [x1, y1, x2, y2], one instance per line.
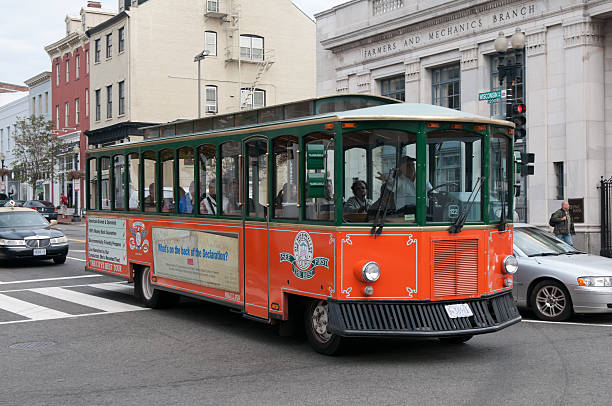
[449, 177, 484, 234]
[371, 168, 397, 238]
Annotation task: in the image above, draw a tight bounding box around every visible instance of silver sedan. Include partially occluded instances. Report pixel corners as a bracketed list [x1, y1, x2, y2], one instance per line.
[512, 223, 612, 322]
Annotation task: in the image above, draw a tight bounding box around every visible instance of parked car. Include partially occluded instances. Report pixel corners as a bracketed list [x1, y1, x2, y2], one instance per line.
[0, 207, 68, 264]
[3, 200, 25, 207]
[23, 200, 58, 220]
[512, 223, 612, 321]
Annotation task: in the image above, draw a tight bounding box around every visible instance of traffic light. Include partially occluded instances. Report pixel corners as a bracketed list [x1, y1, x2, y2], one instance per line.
[514, 151, 535, 176]
[511, 103, 526, 140]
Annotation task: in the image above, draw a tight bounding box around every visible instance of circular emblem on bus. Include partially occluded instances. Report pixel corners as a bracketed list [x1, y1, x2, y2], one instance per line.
[293, 231, 314, 271]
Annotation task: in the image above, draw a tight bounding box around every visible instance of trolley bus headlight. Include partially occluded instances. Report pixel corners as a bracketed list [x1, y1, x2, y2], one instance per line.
[503, 255, 519, 274]
[361, 261, 381, 282]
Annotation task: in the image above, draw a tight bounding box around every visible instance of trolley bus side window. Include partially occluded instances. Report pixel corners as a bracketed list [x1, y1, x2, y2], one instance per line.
[425, 130, 483, 223]
[113, 154, 125, 211]
[177, 147, 195, 215]
[342, 129, 416, 223]
[88, 158, 98, 210]
[143, 150, 157, 212]
[490, 133, 510, 222]
[100, 157, 110, 210]
[198, 144, 217, 216]
[305, 132, 334, 222]
[160, 148, 175, 213]
[273, 135, 299, 220]
[221, 141, 241, 216]
[127, 152, 140, 211]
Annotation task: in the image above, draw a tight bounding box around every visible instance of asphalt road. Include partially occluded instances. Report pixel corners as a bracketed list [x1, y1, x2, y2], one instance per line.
[1, 222, 612, 406]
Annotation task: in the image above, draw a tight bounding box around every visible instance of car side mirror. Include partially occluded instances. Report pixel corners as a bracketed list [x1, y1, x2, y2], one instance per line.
[49, 219, 58, 227]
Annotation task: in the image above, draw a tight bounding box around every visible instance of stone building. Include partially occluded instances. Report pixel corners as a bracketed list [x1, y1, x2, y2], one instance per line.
[316, 0, 612, 253]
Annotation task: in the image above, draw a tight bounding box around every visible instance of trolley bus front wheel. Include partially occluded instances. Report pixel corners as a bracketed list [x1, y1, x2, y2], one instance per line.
[305, 300, 343, 355]
[135, 267, 179, 309]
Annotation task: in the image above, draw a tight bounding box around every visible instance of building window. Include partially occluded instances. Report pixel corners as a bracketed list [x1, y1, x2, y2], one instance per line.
[55, 63, 60, 86]
[75, 98, 80, 125]
[94, 39, 101, 62]
[65, 59, 70, 83]
[204, 31, 217, 56]
[380, 75, 405, 101]
[206, 0, 218, 12]
[240, 88, 265, 110]
[118, 27, 125, 53]
[56, 105, 60, 128]
[95, 89, 101, 121]
[118, 81, 125, 115]
[86, 50, 90, 72]
[205, 85, 217, 113]
[490, 55, 525, 117]
[45, 92, 48, 114]
[554, 162, 564, 200]
[106, 33, 113, 58]
[76, 54, 80, 79]
[432, 64, 460, 110]
[106, 85, 112, 118]
[65, 102, 69, 127]
[85, 89, 89, 117]
[240, 35, 264, 61]
[32, 97, 36, 115]
[38, 95, 42, 115]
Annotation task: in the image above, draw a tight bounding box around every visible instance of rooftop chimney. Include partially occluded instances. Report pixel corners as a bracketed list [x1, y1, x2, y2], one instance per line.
[87, 1, 102, 8]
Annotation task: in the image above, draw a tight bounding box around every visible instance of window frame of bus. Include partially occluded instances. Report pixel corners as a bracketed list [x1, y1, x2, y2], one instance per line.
[271, 134, 299, 221]
[423, 125, 486, 225]
[127, 151, 141, 212]
[111, 153, 127, 211]
[488, 128, 514, 224]
[340, 121, 420, 226]
[142, 150, 158, 212]
[86, 157, 98, 211]
[100, 156, 111, 210]
[176, 146, 195, 216]
[160, 148, 175, 214]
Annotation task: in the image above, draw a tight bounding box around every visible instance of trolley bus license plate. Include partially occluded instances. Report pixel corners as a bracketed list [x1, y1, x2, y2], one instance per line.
[444, 304, 473, 319]
[33, 249, 46, 256]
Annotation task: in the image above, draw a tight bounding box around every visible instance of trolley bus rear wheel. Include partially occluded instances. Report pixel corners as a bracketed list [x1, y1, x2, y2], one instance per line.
[135, 267, 179, 309]
[304, 300, 343, 355]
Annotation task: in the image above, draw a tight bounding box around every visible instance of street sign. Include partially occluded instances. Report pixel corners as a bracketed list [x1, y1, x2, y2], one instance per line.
[479, 89, 506, 101]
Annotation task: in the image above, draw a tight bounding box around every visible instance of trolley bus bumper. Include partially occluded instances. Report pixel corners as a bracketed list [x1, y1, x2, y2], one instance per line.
[327, 291, 521, 338]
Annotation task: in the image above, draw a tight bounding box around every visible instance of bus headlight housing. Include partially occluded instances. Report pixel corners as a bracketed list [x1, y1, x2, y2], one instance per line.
[362, 261, 381, 282]
[503, 255, 519, 274]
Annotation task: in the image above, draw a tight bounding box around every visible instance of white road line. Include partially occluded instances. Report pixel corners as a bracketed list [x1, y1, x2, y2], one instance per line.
[70, 249, 86, 253]
[0, 275, 101, 285]
[30, 287, 142, 313]
[67, 256, 86, 262]
[91, 282, 133, 295]
[0, 308, 149, 326]
[0, 293, 70, 320]
[522, 319, 612, 328]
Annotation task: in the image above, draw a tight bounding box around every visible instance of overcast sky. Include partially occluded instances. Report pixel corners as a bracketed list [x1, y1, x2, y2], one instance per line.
[0, 0, 347, 87]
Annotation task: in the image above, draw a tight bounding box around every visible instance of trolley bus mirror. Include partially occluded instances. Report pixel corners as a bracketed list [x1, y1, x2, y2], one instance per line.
[306, 144, 325, 170]
[307, 172, 326, 198]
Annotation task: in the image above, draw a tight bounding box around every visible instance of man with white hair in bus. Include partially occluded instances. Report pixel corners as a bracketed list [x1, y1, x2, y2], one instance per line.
[376, 156, 432, 213]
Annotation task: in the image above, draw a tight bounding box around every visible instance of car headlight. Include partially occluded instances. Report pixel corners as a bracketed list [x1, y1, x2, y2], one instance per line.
[503, 255, 519, 274]
[50, 236, 68, 244]
[362, 261, 381, 282]
[577, 276, 612, 287]
[0, 238, 26, 246]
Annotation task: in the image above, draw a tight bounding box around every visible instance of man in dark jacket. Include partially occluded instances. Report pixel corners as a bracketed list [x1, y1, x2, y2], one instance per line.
[549, 201, 575, 245]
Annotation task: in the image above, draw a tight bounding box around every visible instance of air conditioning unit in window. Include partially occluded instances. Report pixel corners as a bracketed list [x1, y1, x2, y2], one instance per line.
[206, 106, 217, 114]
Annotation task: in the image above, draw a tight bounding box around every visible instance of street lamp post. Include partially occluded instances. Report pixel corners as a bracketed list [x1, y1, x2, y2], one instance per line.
[72, 145, 81, 222]
[0, 153, 5, 197]
[194, 50, 210, 118]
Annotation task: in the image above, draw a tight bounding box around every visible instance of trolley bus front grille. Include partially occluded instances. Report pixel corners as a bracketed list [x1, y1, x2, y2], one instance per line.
[433, 239, 478, 297]
[328, 291, 519, 335]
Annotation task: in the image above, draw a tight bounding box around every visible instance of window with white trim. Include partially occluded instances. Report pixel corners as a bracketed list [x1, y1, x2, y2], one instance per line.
[118, 81, 125, 115]
[240, 88, 265, 110]
[206, 0, 218, 12]
[118, 27, 125, 53]
[76, 54, 80, 79]
[94, 39, 100, 62]
[95, 90, 101, 121]
[85, 89, 89, 117]
[56, 105, 60, 128]
[205, 85, 217, 113]
[106, 85, 112, 118]
[75, 98, 80, 125]
[56, 63, 60, 86]
[204, 31, 217, 56]
[240, 35, 264, 61]
[66, 59, 70, 83]
[106, 33, 112, 58]
[431, 64, 460, 110]
[65, 102, 69, 127]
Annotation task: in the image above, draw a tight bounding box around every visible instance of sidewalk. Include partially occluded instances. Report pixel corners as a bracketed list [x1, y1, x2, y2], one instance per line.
[58, 215, 86, 225]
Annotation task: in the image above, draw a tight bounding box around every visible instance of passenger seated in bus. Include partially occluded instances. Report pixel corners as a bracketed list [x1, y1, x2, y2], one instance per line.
[343, 180, 372, 214]
[179, 182, 195, 214]
[200, 180, 218, 215]
[223, 178, 241, 215]
[276, 183, 298, 218]
[144, 183, 156, 211]
[376, 156, 432, 215]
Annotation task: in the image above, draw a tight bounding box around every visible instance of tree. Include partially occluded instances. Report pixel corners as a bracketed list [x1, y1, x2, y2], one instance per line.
[12, 115, 67, 198]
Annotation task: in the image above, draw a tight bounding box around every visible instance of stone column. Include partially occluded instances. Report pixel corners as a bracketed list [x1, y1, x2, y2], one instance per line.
[460, 46, 479, 114]
[404, 59, 420, 103]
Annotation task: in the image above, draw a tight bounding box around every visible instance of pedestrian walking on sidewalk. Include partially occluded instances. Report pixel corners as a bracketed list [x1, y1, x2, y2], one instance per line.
[60, 193, 68, 219]
[549, 201, 575, 246]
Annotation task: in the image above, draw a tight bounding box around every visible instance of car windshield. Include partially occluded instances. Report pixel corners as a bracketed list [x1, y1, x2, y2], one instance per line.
[514, 227, 578, 256]
[0, 211, 50, 228]
[28, 201, 53, 208]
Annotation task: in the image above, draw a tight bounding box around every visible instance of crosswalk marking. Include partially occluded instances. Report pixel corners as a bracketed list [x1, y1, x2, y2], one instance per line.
[91, 282, 134, 295]
[67, 256, 86, 262]
[30, 287, 143, 313]
[0, 275, 101, 285]
[0, 293, 70, 320]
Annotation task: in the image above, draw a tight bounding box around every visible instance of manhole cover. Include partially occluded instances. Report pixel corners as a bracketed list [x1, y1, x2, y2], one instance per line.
[9, 341, 56, 350]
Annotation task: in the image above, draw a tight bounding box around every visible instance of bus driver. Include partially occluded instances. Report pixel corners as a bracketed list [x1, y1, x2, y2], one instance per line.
[376, 156, 432, 213]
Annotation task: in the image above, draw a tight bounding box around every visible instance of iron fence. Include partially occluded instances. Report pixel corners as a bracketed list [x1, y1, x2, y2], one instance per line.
[599, 176, 612, 257]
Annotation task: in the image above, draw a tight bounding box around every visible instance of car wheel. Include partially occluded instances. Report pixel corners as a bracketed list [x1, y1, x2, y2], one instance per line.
[53, 256, 66, 265]
[134, 267, 179, 309]
[304, 300, 343, 355]
[439, 335, 473, 344]
[530, 280, 573, 322]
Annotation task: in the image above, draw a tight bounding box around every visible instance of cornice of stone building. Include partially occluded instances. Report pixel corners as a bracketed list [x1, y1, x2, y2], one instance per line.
[44, 32, 89, 60]
[23, 72, 52, 88]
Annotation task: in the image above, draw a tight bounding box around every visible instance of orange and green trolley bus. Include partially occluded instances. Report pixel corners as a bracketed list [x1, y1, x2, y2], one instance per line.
[85, 95, 521, 354]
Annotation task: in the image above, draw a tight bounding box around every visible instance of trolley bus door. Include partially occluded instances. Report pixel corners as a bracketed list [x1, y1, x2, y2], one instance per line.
[243, 137, 269, 319]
